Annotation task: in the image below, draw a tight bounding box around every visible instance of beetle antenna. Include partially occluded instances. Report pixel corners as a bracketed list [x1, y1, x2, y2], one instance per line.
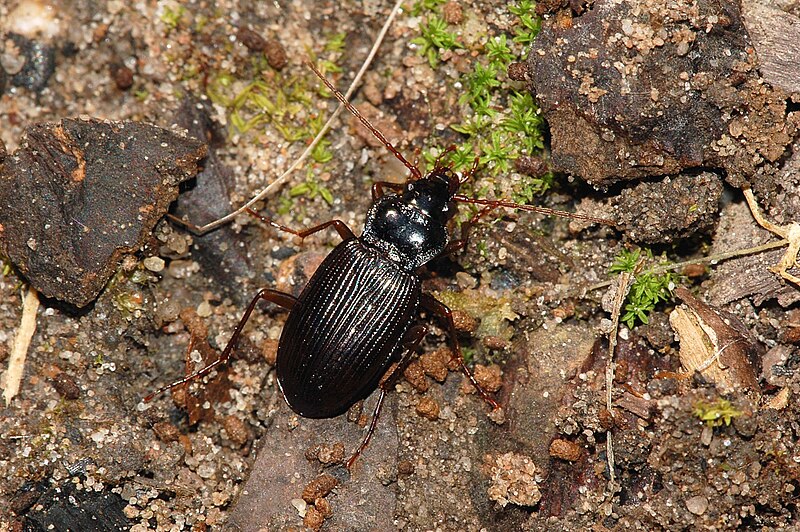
[452, 194, 616, 225]
[308, 61, 422, 180]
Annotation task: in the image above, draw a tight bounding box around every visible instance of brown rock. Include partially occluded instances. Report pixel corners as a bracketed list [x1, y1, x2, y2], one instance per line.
[549, 438, 581, 461]
[420, 348, 450, 382]
[265, 39, 288, 70]
[302, 474, 338, 503]
[222, 415, 250, 446]
[0, 118, 206, 307]
[415, 396, 440, 420]
[442, 1, 463, 25]
[403, 359, 429, 392]
[52, 372, 80, 400]
[529, 0, 794, 186]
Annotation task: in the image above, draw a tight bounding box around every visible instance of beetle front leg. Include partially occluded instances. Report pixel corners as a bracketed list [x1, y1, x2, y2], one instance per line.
[421, 293, 501, 411]
[371, 181, 404, 200]
[346, 324, 428, 470]
[144, 288, 297, 402]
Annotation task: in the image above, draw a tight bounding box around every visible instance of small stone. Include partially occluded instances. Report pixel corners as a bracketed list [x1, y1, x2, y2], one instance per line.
[265, 38, 288, 70]
[143, 256, 165, 272]
[507, 62, 529, 81]
[303, 505, 324, 530]
[514, 154, 548, 176]
[196, 300, 212, 318]
[482, 335, 508, 350]
[52, 372, 80, 399]
[415, 396, 440, 421]
[474, 364, 503, 392]
[403, 360, 429, 392]
[153, 421, 181, 443]
[598, 408, 615, 430]
[317, 442, 345, 465]
[685, 495, 709, 515]
[442, 1, 463, 24]
[155, 299, 181, 324]
[420, 348, 450, 382]
[222, 415, 250, 446]
[259, 338, 279, 365]
[111, 64, 134, 90]
[290, 498, 307, 517]
[313, 498, 332, 518]
[302, 474, 338, 503]
[237, 27, 267, 51]
[488, 406, 506, 425]
[549, 438, 581, 461]
[451, 310, 477, 333]
[397, 460, 415, 476]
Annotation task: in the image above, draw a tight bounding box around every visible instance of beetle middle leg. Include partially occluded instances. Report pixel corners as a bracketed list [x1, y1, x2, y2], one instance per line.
[421, 293, 501, 411]
[245, 209, 355, 241]
[345, 324, 428, 469]
[144, 288, 297, 401]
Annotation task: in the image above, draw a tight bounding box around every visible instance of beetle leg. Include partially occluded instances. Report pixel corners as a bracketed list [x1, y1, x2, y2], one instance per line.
[246, 209, 356, 241]
[144, 288, 297, 402]
[440, 205, 499, 258]
[420, 294, 501, 411]
[371, 181, 405, 200]
[346, 324, 428, 469]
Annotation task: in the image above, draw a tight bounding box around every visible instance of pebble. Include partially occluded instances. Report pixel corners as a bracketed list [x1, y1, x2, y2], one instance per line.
[197, 300, 213, 318]
[143, 256, 165, 272]
[685, 495, 709, 515]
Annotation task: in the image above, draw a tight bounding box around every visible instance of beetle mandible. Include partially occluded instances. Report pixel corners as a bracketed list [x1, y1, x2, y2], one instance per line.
[148, 63, 613, 466]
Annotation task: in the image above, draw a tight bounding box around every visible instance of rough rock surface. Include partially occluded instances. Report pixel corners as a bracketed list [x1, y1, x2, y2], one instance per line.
[0, 118, 206, 307]
[529, 0, 795, 186]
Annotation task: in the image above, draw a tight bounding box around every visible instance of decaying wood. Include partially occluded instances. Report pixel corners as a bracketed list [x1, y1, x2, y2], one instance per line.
[742, 0, 800, 94]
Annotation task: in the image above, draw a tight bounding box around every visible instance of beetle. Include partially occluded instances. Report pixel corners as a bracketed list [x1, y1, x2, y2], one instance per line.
[148, 64, 613, 466]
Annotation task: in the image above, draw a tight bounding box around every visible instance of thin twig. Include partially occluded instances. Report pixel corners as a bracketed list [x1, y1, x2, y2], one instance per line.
[180, 0, 406, 235]
[3, 287, 39, 405]
[604, 258, 644, 485]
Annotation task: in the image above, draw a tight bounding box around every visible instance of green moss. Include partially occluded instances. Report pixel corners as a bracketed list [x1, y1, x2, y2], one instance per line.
[610, 248, 678, 329]
[693, 399, 742, 427]
[160, 5, 188, 29]
[410, 2, 550, 218]
[435, 289, 519, 342]
[411, 16, 462, 67]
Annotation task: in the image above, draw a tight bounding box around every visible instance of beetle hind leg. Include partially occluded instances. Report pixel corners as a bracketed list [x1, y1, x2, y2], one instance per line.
[345, 324, 428, 470]
[144, 288, 297, 402]
[421, 294, 501, 412]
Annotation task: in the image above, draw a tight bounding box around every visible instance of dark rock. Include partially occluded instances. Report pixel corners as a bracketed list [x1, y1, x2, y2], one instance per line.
[529, 0, 794, 186]
[52, 372, 81, 400]
[172, 97, 253, 301]
[227, 394, 398, 531]
[611, 172, 723, 243]
[8, 33, 56, 92]
[21, 477, 130, 530]
[0, 118, 206, 307]
[0, 63, 7, 96]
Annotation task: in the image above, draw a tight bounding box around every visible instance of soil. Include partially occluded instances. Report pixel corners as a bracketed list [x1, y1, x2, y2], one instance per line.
[1, 1, 799, 531]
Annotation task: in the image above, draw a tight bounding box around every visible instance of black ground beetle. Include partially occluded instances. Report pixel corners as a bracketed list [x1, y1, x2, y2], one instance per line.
[148, 64, 613, 466]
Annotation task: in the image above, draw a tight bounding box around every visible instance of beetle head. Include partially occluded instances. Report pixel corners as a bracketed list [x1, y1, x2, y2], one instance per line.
[403, 167, 460, 223]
